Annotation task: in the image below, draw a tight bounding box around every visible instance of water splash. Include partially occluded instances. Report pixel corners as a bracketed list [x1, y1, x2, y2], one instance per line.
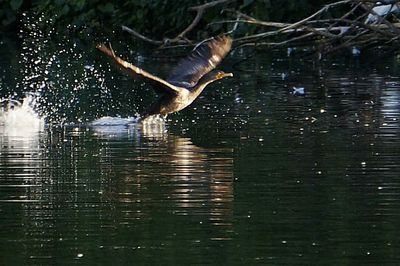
[0, 95, 44, 137]
[17, 12, 111, 123]
[90, 116, 138, 126]
[90, 115, 168, 140]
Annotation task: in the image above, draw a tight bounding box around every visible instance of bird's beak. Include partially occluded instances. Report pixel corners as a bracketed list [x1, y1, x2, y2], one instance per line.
[218, 72, 233, 79]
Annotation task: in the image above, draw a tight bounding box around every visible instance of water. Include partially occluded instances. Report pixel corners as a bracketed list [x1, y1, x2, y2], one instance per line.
[1, 26, 400, 265]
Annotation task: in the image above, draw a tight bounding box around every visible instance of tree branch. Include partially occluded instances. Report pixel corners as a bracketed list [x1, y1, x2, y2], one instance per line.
[122, 0, 234, 46]
[121, 26, 163, 45]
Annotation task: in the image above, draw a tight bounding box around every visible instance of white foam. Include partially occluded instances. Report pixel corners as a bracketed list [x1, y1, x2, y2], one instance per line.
[90, 116, 138, 126]
[89, 116, 138, 138]
[90, 115, 167, 139]
[0, 95, 44, 137]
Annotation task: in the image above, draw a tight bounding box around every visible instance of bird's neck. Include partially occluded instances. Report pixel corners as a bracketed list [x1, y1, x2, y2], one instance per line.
[189, 77, 217, 100]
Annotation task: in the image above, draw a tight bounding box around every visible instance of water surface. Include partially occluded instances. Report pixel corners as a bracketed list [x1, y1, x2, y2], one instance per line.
[1, 33, 400, 265]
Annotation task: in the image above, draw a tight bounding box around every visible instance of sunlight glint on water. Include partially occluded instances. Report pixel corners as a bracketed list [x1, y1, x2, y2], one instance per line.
[1, 10, 400, 264]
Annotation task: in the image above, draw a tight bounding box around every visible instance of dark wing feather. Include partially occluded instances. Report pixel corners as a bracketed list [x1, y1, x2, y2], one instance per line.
[167, 36, 232, 87]
[97, 44, 182, 95]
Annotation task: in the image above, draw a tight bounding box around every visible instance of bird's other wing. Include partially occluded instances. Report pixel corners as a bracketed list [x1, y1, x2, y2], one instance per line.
[97, 44, 182, 95]
[167, 36, 232, 87]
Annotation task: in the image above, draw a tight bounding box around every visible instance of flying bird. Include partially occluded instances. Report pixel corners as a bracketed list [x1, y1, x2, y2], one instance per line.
[97, 36, 233, 120]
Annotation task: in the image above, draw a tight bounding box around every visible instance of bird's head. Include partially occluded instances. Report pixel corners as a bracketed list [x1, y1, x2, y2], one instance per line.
[213, 70, 234, 80]
[202, 70, 233, 83]
[195, 70, 233, 89]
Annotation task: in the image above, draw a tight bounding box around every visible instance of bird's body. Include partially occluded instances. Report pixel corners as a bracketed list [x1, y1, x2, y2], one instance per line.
[97, 36, 233, 120]
[145, 88, 191, 116]
[365, 2, 400, 24]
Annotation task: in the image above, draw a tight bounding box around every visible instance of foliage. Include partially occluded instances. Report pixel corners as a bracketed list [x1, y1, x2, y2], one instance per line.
[0, 0, 24, 27]
[1, 0, 333, 38]
[241, 0, 330, 22]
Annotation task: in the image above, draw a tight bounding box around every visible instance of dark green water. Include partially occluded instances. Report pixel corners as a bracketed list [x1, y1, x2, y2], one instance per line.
[1, 31, 400, 265]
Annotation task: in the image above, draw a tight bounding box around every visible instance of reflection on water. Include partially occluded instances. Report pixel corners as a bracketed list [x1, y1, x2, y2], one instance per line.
[0, 117, 234, 264]
[0, 96, 44, 205]
[1, 35, 400, 264]
[93, 120, 234, 227]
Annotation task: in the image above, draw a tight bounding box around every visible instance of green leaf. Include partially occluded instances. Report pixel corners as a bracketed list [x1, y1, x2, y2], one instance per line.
[54, 0, 64, 6]
[100, 3, 114, 13]
[10, 0, 23, 11]
[242, 0, 254, 8]
[61, 4, 70, 15]
[75, 0, 86, 11]
[136, 9, 143, 20]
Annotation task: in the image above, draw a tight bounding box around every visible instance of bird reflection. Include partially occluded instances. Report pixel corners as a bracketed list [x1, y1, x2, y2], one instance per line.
[92, 120, 234, 234]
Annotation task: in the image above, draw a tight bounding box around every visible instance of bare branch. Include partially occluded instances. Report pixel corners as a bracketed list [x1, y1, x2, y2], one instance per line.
[121, 26, 162, 45]
[122, 0, 234, 46]
[121, 0, 400, 55]
[226, 0, 400, 55]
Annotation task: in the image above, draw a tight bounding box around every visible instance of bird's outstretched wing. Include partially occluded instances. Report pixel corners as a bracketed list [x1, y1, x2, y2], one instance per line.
[97, 44, 181, 95]
[167, 36, 232, 87]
